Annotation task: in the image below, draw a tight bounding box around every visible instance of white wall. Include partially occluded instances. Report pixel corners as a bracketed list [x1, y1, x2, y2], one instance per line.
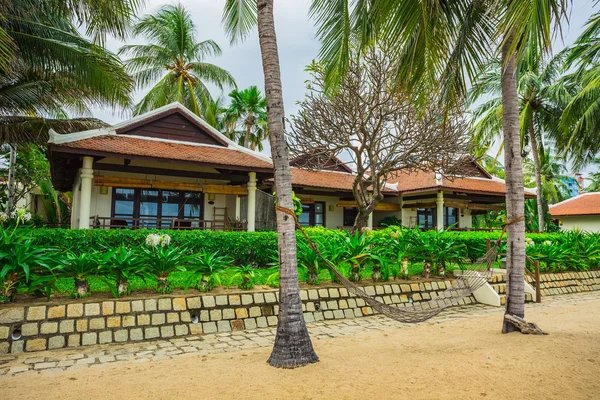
[559, 216, 600, 233]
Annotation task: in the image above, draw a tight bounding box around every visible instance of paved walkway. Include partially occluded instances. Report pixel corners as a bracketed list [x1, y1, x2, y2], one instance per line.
[1, 291, 599, 378]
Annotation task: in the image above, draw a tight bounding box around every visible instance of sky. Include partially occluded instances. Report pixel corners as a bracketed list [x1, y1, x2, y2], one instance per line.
[89, 0, 598, 177]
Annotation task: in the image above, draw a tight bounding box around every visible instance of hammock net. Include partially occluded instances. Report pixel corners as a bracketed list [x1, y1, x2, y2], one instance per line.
[276, 206, 501, 324]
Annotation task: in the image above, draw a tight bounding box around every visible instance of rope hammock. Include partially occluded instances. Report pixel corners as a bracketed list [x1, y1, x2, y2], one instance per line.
[275, 206, 505, 324]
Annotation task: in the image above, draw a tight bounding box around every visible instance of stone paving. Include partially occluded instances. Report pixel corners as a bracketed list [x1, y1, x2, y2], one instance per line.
[1, 291, 599, 378]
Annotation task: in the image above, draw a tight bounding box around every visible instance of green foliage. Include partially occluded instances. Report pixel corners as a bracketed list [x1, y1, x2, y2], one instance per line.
[99, 246, 149, 297]
[228, 265, 257, 290]
[185, 251, 232, 292]
[0, 227, 56, 301]
[60, 251, 100, 298]
[296, 240, 322, 285]
[2, 226, 599, 301]
[378, 216, 402, 228]
[143, 245, 189, 294]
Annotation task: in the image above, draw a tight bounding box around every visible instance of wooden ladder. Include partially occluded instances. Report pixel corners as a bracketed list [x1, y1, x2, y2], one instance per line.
[213, 207, 227, 230]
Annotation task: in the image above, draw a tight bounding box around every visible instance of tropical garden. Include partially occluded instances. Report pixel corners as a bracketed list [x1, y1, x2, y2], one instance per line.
[1, 0, 600, 369]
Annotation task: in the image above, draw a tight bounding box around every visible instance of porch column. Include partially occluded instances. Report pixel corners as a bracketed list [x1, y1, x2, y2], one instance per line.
[247, 172, 257, 231]
[436, 191, 444, 231]
[78, 156, 94, 229]
[235, 195, 241, 220]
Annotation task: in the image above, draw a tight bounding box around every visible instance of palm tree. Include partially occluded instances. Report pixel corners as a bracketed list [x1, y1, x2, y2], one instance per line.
[226, 86, 268, 150]
[223, 0, 319, 368]
[309, 0, 569, 333]
[469, 53, 574, 231]
[1, 0, 138, 213]
[559, 13, 600, 169]
[120, 4, 236, 119]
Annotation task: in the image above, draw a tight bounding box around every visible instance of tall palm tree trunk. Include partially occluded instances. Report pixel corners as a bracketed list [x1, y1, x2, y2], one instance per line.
[257, 0, 318, 368]
[529, 124, 545, 232]
[501, 32, 527, 333]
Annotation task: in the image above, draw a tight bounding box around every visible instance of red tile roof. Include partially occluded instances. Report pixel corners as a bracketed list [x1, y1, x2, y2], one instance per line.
[286, 168, 397, 193]
[386, 170, 535, 198]
[52, 135, 273, 171]
[549, 193, 600, 217]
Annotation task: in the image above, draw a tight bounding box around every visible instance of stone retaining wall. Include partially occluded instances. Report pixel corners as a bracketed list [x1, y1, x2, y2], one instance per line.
[526, 270, 600, 295]
[2, 271, 598, 354]
[0, 280, 468, 354]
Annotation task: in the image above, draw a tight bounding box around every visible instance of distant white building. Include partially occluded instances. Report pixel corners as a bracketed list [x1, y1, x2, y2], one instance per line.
[549, 193, 600, 233]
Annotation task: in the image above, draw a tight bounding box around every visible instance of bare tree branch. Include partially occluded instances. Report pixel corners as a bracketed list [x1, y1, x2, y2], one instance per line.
[288, 47, 472, 230]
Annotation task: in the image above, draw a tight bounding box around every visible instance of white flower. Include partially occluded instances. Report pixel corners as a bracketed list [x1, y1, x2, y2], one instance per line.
[146, 233, 171, 247]
[22, 211, 32, 222]
[525, 237, 535, 247]
[543, 240, 552, 246]
[160, 234, 171, 247]
[145, 233, 161, 247]
[0, 212, 7, 223]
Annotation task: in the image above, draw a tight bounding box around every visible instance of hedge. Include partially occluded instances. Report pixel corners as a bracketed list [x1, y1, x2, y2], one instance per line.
[30, 227, 565, 267]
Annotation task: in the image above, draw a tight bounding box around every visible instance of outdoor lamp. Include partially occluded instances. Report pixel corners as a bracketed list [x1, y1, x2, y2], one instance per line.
[99, 186, 108, 195]
[208, 193, 215, 204]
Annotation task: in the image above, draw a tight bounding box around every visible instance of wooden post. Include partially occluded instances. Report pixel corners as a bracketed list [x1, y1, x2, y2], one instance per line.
[534, 260, 541, 303]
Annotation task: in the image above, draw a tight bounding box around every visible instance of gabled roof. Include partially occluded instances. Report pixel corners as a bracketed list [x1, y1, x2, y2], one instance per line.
[48, 103, 273, 172]
[549, 193, 600, 217]
[286, 167, 398, 193]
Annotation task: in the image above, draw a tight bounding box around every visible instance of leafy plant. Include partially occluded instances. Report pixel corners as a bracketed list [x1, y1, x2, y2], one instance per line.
[229, 265, 257, 290]
[0, 227, 57, 301]
[342, 232, 374, 283]
[143, 245, 188, 294]
[185, 251, 232, 292]
[60, 251, 101, 298]
[297, 240, 322, 285]
[411, 230, 466, 276]
[99, 246, 149, 297]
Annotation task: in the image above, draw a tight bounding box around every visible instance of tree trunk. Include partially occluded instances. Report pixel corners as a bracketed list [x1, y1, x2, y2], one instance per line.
[257, 0, 318, 368]
[501, 32, 527, 334]
[6, 144, 17, 214]
[354, 208, 370, 232]
[529, 124, 544, 232]
[244, 114, 253, 148]
[74, 279, 89, 298]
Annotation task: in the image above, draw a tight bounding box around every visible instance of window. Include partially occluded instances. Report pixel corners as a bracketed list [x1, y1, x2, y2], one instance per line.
[444, 207, 458, 228]
[111, 188, 203, 228]
[417, 208, 436, 229]
[417, 207, 459, 229]
[298, 202, 326, 227]
[343, 207, 358, 227]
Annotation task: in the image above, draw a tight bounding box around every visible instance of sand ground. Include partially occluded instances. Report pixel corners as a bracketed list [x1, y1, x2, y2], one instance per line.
[3, 298, 599, 400]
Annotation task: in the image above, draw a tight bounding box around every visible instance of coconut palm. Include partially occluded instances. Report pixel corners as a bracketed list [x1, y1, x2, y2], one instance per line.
[309, 0, 570, 333]
[120, 4, 236, 118]
[0, 1, 135, 144]
[469, 52, 575, 231]
[223, 0, 319, 368]
[559, 13, 600, 169]
[225, 86, 268, 150]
